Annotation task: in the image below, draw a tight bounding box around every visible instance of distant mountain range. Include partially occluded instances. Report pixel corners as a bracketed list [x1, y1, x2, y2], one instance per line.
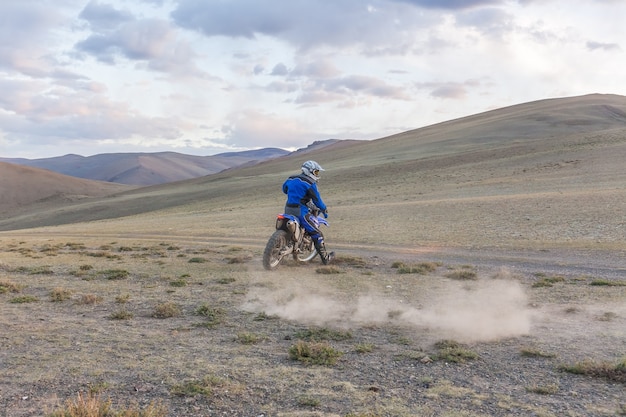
[0, 140, 341, 186]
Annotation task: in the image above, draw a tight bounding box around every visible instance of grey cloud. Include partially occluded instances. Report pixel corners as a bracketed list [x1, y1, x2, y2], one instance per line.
[271, 63, 289, 76]
[75, 35, 117, 64]
[0, 2, 63, 74]
[264, 81, 299, 94]
[455, 7, 514, 37]
[253, 64, 265, 75]
[291, 60, 341, 79]
[330, 75, 409, 99]
[75, 6, 203, 77]
[170, 0, 436, 51]
[267, 59, 410, 103]
[390, 0, 503, 9]
[416, 80, 485, 99]
[170, 0, 290, 38]
[76, 19, 176, 62]
[586, 41, 621, 52]
[294, 75, 410, 104]
[430, 84, 467, 99]
[79, 0, 134, 31]
[0, 75, 182, 146]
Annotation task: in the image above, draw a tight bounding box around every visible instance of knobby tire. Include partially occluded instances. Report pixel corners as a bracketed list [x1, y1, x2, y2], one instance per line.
[263, 230, 289, 270]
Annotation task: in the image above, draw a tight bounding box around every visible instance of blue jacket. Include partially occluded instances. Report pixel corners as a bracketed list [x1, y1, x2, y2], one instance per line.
[282, 174, 327, 215]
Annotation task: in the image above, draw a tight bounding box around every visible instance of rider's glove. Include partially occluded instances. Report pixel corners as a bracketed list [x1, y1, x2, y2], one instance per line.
[323, 210, 328, 218]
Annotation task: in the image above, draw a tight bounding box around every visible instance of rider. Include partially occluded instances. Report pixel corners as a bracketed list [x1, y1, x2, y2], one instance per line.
[282, 160, 335, 265]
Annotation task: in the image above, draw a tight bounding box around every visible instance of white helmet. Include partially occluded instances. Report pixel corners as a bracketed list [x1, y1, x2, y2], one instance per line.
[301, 160, 324, 181]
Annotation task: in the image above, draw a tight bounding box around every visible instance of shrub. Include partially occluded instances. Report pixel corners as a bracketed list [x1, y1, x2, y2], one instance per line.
[288, 340, 343, 366]
[115, 294, 130, 304]
[355, 343, 375, 353]
[49, 392, 167, 417]
[297, 395, 320, 407]
[77, 294, 103, 305]
[10, 295, 38, 304]
[433, 340, 478, 363]
[558, 357, 626, 383]
[100, 269, 129, 280]
[64, 242, 86, 250]
[590, 279, 626, 287]
[236, 332, 265, 344]
[253, 312, 278, 321]
[532, 275, 566, 288]
[169, 279, 188, 287]
[153, 302, 181, 318]
[194, 304, 225, 327]
[0, 279, 23, 294]
[171, 375, 225, 397]
[188, 257, 207, 263]
[395, 262, 440, 274]
[50, 288, 72, 302]
[520, 347, 556, 358]
[391, 261, 406, 269]
[445, 270, 477, 280]
[109, 309, 134, 320]
[17, 265, 54, 275]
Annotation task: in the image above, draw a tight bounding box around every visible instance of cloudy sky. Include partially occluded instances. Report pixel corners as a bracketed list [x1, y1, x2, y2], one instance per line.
[1, 0, 624, 158]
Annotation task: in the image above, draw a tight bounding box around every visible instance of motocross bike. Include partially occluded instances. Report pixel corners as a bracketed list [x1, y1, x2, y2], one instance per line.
[262, 209, 328, 270]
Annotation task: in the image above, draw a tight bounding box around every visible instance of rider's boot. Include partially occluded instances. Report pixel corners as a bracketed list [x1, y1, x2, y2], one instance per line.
[314, 239, 335, 265]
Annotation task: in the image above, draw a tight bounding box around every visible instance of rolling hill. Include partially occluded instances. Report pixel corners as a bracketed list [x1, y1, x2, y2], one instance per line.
[0, 162, 134, 217]
[1, 93, 625, 252]
[0, 148, 290, 186]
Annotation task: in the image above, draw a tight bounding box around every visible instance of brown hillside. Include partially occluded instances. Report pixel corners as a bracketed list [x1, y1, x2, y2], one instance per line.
[0, 162, 134, 215]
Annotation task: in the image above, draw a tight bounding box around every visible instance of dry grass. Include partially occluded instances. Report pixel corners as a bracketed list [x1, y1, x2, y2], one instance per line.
[559, 358, 626, 383]
[48, 392, 167, 417]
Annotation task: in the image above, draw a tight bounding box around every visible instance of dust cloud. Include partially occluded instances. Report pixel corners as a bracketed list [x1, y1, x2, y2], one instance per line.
[243, 272, 532, 343]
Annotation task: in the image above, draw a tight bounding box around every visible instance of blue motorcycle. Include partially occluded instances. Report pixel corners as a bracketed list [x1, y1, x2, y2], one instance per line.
[262, 209, 329, 270]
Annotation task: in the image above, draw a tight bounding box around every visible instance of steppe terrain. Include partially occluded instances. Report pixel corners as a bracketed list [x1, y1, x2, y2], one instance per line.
[1, 94, 625, 416]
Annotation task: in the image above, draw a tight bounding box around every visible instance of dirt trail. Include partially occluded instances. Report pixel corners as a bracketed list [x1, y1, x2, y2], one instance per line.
[4, 229, 624, 279]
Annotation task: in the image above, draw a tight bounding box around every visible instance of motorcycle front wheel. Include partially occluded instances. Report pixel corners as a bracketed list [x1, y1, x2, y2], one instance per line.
[263, 230, 289, 270]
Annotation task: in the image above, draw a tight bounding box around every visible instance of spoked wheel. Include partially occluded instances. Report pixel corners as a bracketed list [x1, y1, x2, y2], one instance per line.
[263, 230, 289, 270]
[293, 235, 318, 263]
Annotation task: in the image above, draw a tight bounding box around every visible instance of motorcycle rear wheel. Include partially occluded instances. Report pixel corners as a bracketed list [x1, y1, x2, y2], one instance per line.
[293, 235, 317, 263]
[263, 230, 289, 270]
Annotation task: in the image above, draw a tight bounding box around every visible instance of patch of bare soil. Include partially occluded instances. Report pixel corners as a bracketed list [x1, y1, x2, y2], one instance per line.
[0, 236, 624, 417]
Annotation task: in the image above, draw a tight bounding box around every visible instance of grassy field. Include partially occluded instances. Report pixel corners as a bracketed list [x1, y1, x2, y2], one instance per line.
[1, 233, 624, 416]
